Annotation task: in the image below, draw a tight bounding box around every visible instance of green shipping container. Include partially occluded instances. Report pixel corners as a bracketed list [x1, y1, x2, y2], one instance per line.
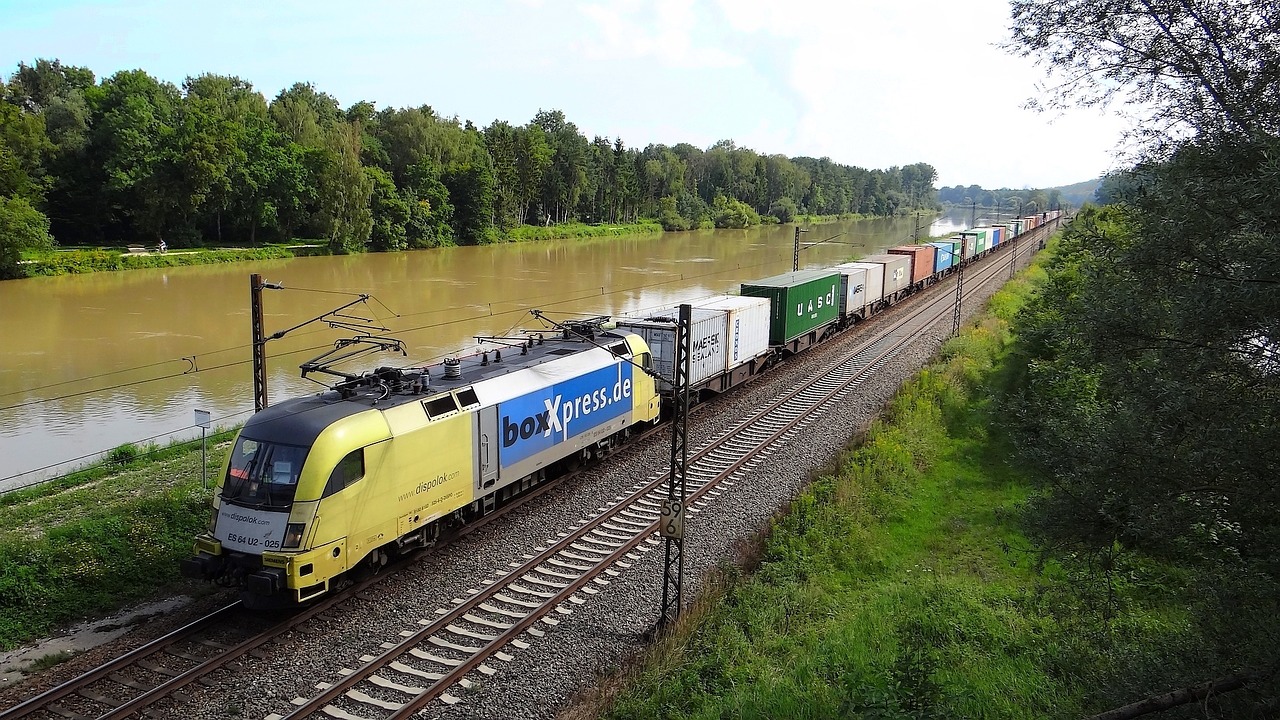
[741, 269, 842, 345]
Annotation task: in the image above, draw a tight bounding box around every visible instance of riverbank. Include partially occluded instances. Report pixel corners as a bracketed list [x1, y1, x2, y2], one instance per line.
[11, 213, 947, 279]
[14, 220, 666, 278]
[586, 241, 1195, 719]
[0, 435, 222, 651]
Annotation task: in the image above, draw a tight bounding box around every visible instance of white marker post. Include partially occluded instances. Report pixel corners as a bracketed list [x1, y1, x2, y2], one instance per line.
[195, 409, 212, 488]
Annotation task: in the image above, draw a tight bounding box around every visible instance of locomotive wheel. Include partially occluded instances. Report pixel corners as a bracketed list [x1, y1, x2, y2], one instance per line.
[353, 547, 391, 580]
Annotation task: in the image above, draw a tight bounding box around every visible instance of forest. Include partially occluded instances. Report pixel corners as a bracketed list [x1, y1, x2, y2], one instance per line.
[1004, 0, 1280, 714]
[0, 60, 938, 276]
[936, 183, 1065, 215]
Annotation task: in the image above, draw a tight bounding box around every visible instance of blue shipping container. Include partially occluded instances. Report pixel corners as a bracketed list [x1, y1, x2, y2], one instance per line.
[928, 241, 956, 272]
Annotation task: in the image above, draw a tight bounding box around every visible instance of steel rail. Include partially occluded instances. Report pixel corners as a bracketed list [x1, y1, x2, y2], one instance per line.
[273, 241, 1034, 719]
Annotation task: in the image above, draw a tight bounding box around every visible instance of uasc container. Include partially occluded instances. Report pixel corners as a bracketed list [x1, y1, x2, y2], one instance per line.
[741, 269, 842, 345]
[832, 264, 869, 319]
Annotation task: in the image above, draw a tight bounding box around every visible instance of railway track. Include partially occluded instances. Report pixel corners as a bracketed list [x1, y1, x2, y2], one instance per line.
[0, 237, 1038, 720]
[262, 244, 1028, 720]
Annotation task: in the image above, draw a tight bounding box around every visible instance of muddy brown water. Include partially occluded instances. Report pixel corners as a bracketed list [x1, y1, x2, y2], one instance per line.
[0, 214, 970, 488]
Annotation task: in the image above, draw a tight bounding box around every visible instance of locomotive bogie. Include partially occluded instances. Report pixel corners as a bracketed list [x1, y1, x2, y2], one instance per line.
[185, 332, 661, 603]
[185, 215, 1064, 605]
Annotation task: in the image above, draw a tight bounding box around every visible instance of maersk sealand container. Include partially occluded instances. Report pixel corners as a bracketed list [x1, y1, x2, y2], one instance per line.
[613, 306, 727, 391]
[741, 269, 842, 345]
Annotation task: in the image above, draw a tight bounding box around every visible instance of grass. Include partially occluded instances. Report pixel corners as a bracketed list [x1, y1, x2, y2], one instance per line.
[29, 650, 76, 671]
[22, 245, 300, 276]
[15, 221, 668, 277]
[0, 437, 226, 649]
[499, 220, 663, 242]
[595, 243, 1187, 719]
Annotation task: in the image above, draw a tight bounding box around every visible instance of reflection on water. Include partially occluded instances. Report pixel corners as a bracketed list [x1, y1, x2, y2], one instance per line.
[928, 208, 974, 237]
[0, 215, 940, 488]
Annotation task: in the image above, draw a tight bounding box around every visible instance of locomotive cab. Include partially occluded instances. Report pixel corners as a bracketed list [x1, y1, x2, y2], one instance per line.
[183, 395, 394, 605]
[184, 331, 663, 606]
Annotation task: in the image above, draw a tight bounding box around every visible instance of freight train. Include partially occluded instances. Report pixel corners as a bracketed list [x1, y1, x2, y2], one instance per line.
[182, 212, 1060, 605]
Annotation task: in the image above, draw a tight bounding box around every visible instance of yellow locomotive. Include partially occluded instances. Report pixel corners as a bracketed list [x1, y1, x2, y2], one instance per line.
[182, 329, 660, 605]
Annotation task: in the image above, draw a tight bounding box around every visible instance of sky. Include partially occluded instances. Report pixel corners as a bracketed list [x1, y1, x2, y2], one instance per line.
[0, 0, 1131, 189]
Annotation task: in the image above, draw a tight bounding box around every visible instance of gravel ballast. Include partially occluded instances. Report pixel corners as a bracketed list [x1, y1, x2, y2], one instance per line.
[0, 245, 1042, 720]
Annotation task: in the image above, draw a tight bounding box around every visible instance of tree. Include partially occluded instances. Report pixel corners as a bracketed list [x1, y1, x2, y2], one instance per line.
[0, 102, 49, 201]
[403, 159, 453, 248]
[269, 82, 340, 148]
[768, 196, 798, 223]
[483, 120, 520, 229]
[442, 139, 495, 245]
[4, 59, 94, 113]
[0, 196, 54, 279]
[314, 123, 373, 254]
[91, 70, 184, 243]
[1009, 0, 1280, 141]
[1006, 0, 1280, 713]
[514, 124, 552, 224]
[711, 195, 759, 229]
[366, 165, 409, 251]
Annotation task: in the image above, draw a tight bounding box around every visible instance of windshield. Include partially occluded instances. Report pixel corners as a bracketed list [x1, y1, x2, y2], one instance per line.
[221, 436, 309, 509]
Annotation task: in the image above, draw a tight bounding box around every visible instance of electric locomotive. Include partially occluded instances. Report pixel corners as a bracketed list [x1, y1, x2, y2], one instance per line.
[182, 327, 661, 605]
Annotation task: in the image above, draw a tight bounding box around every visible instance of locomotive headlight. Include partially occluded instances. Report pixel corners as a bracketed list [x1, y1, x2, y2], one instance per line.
[283, 523, 306, 549]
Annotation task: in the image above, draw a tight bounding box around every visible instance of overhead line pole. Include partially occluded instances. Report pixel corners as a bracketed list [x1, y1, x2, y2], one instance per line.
[251, 274, 269, 412]
[793, 226, 809, 272]
[659, 303, 692, 631]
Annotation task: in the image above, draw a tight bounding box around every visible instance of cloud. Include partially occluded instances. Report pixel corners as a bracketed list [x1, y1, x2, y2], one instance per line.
[710, 0, 1129, 186]
[577, 0, 744, 69]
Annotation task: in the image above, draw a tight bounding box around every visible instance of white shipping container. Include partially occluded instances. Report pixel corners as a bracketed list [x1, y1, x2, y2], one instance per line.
[614, 306, 727, 388]
[861, 253, 912, 297]
[694, 295, 771, 372]
[834, 264, 868, 318]
[836, 262, 885, 309]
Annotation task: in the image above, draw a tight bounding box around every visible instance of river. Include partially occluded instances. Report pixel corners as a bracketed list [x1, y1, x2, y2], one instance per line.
[0, 212, 970, 489]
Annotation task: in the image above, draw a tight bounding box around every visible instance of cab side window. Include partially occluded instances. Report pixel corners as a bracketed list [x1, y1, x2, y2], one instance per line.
[323, 449, 365, 497]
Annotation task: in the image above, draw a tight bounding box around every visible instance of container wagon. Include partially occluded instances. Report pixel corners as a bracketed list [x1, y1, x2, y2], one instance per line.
[741, 269, 842, 353]
[836, 261, 886, 316]
[614, 294, 772, 397]
[858, 253, 912, 304]
[832, 263, 870, 322]
[887, 245, 937, 289]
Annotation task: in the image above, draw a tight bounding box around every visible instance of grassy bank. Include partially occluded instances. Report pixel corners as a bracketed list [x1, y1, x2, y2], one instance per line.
[596, 245, 1188, 719]
[794, 208, 938, 225]
[0, 439, 223, 649]
[500, 220, 663, 242]
[21, 245, 301, 277]
[16, 221, 666, 278]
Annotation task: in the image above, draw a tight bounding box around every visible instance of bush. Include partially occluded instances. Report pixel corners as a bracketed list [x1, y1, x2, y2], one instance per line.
[712, 195, 760, 229]
[769, 197, 798, 224]
[658, 196, 692, 231]
[0, 196, 55, 279]
[106, 443, 140, 465]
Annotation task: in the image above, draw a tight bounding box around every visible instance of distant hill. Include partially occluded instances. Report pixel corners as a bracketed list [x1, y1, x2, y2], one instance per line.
[1049, 178, 1103, 207]
[937, 177, 1102, 212]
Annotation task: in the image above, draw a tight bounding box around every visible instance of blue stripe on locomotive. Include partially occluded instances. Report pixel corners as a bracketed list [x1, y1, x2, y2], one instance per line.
[497, 362, 634, 468]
